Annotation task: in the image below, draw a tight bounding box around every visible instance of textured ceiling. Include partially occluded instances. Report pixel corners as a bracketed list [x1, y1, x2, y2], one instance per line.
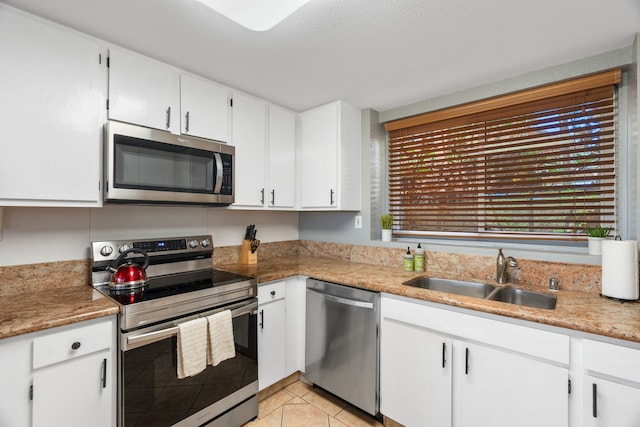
[3, 0, 639, 112]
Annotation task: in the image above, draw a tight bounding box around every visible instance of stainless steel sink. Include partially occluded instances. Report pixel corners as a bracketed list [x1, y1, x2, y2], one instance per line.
[403, 277, 495, 298]
[486, 287, 557, 310]
[403, 276, 557, 310]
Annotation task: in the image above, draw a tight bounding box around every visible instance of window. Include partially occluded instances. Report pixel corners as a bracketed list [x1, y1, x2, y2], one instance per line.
[384, 70, 620, 241]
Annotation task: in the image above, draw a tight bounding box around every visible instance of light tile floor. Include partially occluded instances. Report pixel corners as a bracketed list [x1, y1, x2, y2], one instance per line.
[243, 381, 385, 427]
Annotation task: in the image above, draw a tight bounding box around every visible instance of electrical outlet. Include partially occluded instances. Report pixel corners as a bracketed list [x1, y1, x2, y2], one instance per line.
[355, 215, 362, 229]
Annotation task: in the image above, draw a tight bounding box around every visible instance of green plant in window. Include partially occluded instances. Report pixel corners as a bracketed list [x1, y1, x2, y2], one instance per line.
[583, 224, 612, 238]
[381, 214, 394, 230]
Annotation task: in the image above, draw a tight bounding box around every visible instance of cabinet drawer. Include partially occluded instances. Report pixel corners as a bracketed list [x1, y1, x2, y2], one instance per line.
[33, 319, 112, 369]
[584, 339, 640, 383]
[258, 281, 286, 302]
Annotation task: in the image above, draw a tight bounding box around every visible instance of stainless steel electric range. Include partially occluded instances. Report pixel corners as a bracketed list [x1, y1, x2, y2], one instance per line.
[91, 235, 258, 427]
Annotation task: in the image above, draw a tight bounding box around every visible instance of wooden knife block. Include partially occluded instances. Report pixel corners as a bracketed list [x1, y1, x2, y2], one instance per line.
[239, 239, 257, 265]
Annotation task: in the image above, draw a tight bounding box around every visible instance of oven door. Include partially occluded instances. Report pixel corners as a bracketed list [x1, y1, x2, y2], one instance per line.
[119, 299, 258, 427]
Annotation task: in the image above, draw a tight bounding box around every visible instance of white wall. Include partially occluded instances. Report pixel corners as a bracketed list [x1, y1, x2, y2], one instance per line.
[0, 206, 298, 266]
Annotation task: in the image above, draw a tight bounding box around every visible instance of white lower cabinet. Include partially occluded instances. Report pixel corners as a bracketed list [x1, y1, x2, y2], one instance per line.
[381, 318, 452, 426]
[0, 316, 116, 427]
[257, 277, 307, 391]
[381, 294, 570, 427]
[452, 340, 568, 427]
[582, 339, 640, 426]
[258, 280, 287, 390]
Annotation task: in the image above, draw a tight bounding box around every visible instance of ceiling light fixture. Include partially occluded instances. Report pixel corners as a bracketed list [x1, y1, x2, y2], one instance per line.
[194, 0, 313, 31]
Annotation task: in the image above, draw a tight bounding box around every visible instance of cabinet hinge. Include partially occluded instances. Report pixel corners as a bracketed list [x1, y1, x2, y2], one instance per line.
[29, 384, 33, 401]
[568, 379, 572, 394]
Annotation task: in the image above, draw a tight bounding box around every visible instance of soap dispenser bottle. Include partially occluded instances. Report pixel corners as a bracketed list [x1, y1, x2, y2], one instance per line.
[414, 243, 425, 272]
[404, 247, 414, 271]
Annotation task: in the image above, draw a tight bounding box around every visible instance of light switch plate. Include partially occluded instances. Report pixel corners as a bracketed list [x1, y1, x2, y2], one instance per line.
[354, 215, 362, 229]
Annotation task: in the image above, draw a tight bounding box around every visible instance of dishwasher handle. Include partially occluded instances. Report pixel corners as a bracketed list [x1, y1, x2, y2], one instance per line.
[307, 288, 374, 309]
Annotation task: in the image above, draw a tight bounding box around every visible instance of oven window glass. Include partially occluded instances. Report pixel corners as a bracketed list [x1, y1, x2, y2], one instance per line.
[114, 134, 214, 193]
[122, 313, 257, 426]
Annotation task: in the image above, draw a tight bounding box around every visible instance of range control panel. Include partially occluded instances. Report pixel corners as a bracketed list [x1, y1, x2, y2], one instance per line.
[91, 235, 213, 265]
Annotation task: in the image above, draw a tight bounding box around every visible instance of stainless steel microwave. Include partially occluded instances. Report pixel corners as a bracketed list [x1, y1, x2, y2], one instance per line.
[104, 121, 234, 206]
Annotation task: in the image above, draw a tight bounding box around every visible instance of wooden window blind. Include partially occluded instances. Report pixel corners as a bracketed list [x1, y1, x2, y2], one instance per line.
[385, 70, 620, 240]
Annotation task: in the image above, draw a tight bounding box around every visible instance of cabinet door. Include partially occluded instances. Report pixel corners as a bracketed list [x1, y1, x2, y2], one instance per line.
[267, 105, 296, 208]
[584, 376, 640, 427]
[453, 341, 568, 427]
[108, 47, 180, 133]
[381, 318, 452, 427]
[0, 333, 32, 426]
[181, 74, 229, 142]
[0, 6, 102, 206]
[33, 350, 112, 427]
[285, 277, 306, 375]
[232, 93, 267, 207]
[298, 102, 339, 208]
[258, 298, 286, 390]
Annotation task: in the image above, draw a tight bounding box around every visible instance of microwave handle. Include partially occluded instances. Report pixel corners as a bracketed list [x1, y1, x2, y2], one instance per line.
[213, 153, 223, 193]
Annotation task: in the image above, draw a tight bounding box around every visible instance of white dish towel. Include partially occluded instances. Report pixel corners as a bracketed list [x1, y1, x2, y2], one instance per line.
[207, 310, 236, 366]
[176, 317, 208, 379]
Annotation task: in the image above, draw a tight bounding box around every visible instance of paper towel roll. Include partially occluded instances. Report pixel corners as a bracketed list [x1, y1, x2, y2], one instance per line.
[601, 240, 639, 300]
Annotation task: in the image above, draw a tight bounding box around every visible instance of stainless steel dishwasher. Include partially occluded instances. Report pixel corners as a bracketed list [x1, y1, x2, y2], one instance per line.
[305, 278, 380, 416]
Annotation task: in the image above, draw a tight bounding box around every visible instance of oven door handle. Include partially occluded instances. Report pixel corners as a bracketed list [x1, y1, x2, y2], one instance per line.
[126, 301, 258, 348]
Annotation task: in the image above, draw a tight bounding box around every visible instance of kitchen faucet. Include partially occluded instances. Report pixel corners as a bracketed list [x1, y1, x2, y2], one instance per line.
[496, 248, 518, 284]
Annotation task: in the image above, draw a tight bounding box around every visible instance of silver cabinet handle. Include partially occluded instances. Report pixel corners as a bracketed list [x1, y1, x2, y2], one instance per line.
[271, 189, 275, 205]
[166, 106, 171, 129]
[185, 111, 190, 133]
[307, 288, 374, 309]
[330, 189, 335, 205]
[260, 188, 265, 205]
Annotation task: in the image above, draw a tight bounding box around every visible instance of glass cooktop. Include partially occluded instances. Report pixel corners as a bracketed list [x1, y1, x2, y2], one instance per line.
[97, 269, 254, 306]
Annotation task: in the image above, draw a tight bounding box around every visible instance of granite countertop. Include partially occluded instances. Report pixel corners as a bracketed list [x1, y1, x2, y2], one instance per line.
[0, 285, 119, 340]
[219, 255, 640, 344]
[2, 255, 638, 344]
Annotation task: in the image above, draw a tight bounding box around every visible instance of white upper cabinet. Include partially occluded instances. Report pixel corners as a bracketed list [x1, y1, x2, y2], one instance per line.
[109, 49, 231, 141]
[0, 5, 104, 206]
[232, 92, 267, 207]
[108, 47, 180, 134]
[180, 74, 230, 142]
[231, 96, 296, 210]
[297, 100, 361, 210]
[267, 105, 296, 208]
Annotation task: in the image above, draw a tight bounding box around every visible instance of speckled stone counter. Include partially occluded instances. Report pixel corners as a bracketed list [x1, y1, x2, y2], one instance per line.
[0, 285, 119, 339]
[219, 255, 640, 344]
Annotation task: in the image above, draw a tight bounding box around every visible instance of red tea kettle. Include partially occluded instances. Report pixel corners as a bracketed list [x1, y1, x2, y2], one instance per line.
[107, 248, 149, 290]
